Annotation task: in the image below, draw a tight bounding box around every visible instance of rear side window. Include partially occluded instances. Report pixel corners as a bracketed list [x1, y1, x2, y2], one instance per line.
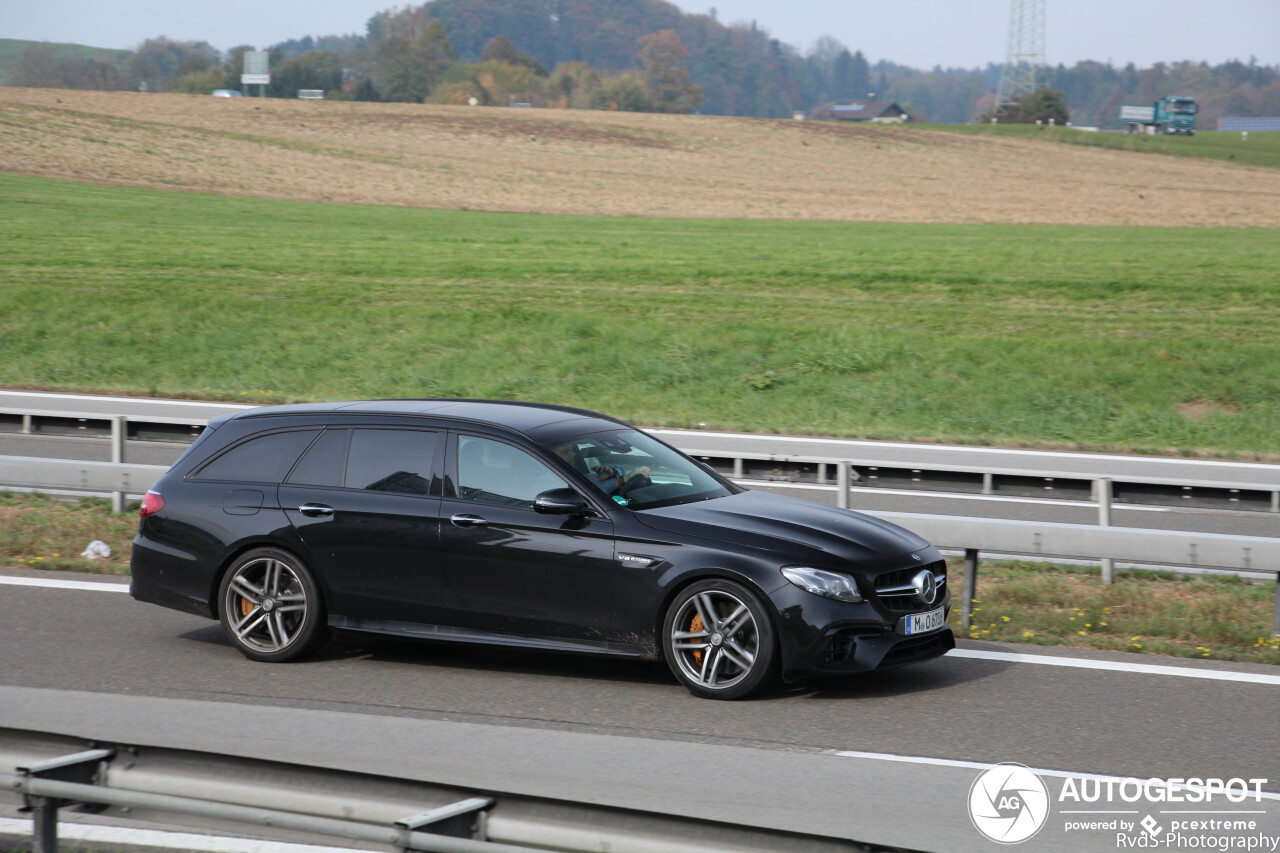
[345, 429, 438, 496]
[194, 430, 319, 484]
[287, 429, 349, 487]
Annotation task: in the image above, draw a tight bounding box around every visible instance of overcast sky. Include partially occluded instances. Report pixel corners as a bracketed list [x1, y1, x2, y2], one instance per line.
[2, 0, 1276, 69]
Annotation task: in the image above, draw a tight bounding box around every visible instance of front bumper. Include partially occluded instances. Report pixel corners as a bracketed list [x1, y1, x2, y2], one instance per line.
[768, 582, 954, 677]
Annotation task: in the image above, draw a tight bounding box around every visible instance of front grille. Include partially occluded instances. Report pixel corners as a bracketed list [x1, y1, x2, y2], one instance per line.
[872, 560, 947, 613]
[880, 631, 954, 667]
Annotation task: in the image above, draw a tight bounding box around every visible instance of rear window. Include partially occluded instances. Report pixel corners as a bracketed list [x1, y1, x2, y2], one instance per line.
[193, 430, 319, 484]
[287, 429, 349, 487]
[344, 429, 438, 495]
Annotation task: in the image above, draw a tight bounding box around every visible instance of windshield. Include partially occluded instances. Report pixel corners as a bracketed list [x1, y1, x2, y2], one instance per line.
[543, 428, 734, 510]
[1167, 100, 1196, 114]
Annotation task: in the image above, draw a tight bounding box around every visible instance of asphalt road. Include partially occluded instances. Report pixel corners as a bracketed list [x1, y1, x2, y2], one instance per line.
[1, 571, 1277, 852]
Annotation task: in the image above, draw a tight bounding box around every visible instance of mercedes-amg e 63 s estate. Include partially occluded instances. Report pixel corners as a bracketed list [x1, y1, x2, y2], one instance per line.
[131, 400, 953, 699]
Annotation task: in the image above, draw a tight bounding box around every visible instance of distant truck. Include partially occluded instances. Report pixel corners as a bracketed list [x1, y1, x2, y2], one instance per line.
[1119, 97, 1197, 135]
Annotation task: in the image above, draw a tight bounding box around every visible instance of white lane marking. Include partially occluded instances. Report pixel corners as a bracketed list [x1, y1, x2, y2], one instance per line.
[0, 575, 129, 593]
[950, 648, 1280, 686]
[738, 479, 1174, 511]
[831, 752, 1280, 802]
[654, 429, 1280, 471]
[0, 390, 249, 411]
[0, 817, 361, 853]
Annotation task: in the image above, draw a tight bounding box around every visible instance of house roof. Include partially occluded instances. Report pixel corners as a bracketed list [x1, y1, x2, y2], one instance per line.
[809, 99, 910, 121]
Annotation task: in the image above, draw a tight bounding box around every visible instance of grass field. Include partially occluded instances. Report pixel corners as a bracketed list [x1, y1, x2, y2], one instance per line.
[947, 559, 1280, 665]
[3, 171, 1280, 455]
[920, 124, 1280, 171]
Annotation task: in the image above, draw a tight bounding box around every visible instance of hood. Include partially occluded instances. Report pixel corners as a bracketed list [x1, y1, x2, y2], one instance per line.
[635, 490, 934, 569]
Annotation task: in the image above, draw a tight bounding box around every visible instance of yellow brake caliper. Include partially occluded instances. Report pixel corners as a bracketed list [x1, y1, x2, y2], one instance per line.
[240, 596, 254, 617]
[690, 614, 704, 665]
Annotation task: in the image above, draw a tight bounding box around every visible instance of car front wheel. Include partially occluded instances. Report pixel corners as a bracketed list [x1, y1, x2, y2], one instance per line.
[218, 548, 327, 662]
[662, 579, 778, 699]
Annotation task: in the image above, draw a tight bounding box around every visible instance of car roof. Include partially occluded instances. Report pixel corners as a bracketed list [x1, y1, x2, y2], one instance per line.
[222, 399, 627, 435]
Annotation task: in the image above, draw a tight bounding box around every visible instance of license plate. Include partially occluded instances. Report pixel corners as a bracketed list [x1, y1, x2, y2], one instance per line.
[900, 606, 946, 636]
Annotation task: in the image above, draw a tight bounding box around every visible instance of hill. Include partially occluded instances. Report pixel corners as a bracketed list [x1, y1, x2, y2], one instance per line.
[2, 88, 1279, 228]
[0, 39, 131, 87]
[921, 125, 1280, 171]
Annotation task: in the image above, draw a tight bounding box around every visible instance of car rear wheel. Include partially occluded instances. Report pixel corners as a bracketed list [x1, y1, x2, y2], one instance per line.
[662, 580, 778, 700]
[218, 548, 327, 662]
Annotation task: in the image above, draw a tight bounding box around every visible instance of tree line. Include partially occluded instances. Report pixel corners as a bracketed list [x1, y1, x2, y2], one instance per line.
[6, 0, 1279, 127]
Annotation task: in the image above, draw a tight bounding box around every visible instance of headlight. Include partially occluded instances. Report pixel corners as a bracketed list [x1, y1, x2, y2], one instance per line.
[781, 567, 864, 603]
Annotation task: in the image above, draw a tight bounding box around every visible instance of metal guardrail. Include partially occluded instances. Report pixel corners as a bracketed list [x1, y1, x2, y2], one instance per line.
[0, 456, 167, 496]
[1, 453, 1276, 634]
[2, 402, 1277, 631]
[0, 732, 869, 853]
[868, 511, 1280, 635]
[6, 403, 1279, 514]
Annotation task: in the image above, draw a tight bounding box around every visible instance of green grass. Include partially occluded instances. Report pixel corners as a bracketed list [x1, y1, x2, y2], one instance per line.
[3, 171, 1280, 455]
[0, 38, 131, 87]
[916, 123, 1280, 170]
[0, 491, 136, 575]
[950, 558, 1280, 665]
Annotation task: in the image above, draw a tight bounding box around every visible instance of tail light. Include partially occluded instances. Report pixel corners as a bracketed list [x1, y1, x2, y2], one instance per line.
[140, 490, 165, 518]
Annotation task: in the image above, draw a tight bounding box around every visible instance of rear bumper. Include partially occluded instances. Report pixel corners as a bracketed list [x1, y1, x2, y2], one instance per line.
[129, 533, 216, 619]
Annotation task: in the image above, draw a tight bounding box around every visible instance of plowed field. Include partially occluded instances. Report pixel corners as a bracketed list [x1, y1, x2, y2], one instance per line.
[3, 88, 1278, 227]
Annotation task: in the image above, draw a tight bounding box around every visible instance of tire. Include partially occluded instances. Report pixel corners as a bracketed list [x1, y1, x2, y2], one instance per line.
[661, 579, 778, 700]
[217, 548, 328, 662]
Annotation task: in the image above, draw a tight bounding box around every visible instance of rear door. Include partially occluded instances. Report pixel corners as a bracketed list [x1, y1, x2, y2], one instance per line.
[280, 426, 445, 625]
[437, 432, 615, 643]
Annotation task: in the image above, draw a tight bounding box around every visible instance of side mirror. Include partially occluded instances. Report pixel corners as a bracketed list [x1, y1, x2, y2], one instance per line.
[534, 487, 593, 516]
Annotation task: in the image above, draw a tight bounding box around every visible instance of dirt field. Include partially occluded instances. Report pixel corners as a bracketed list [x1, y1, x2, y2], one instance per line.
[2, 87, 1279, 226]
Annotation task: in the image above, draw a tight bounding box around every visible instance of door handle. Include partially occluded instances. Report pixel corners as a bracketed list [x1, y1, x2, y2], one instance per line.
[298, 503, 335, 517]
[450, 513, 488, 528]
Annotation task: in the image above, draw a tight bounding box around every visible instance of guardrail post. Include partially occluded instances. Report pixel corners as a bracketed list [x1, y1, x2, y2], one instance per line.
[961, 549, 979, 632]
[982, 473, 993, 495]
[110, 416, 127, 513]
[1098, 477, 1114, 584]
[732, 457, 744, 478]
[1273, 575, 1280, 638]
[836, 463, 850, 509]
[817, 462, 827, 484]
[21, 414, 33, 434]
[30, 796, 58, 853]
[1272, 491, 1279, 513]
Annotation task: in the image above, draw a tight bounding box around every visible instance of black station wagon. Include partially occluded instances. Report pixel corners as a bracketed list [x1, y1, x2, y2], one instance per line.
[131, 400, 953, 699]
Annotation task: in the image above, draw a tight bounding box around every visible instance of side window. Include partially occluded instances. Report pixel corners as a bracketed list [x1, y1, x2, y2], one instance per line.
[286, 429, 349, 487]
[345, 429, 437, 496]
[456, 435, 567, 509]
[194, 430, 319, 484]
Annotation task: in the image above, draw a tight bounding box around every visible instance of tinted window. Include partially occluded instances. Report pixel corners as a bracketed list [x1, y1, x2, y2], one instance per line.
[195, 430, 319, 484]
[457, 436, 567, 509]
[345, 429, 437, 495]
[286, 429, 349, 487]
[542, 429, 731, 510]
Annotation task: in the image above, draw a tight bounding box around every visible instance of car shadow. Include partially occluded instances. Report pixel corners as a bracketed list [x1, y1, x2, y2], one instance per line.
[778, 653, 1014, 700]
[340, 634, 675, 687]
[178, 627, 1005, 697]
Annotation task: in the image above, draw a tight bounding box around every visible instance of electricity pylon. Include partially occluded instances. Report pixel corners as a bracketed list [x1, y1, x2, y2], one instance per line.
[994, 0, 1046, 117]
